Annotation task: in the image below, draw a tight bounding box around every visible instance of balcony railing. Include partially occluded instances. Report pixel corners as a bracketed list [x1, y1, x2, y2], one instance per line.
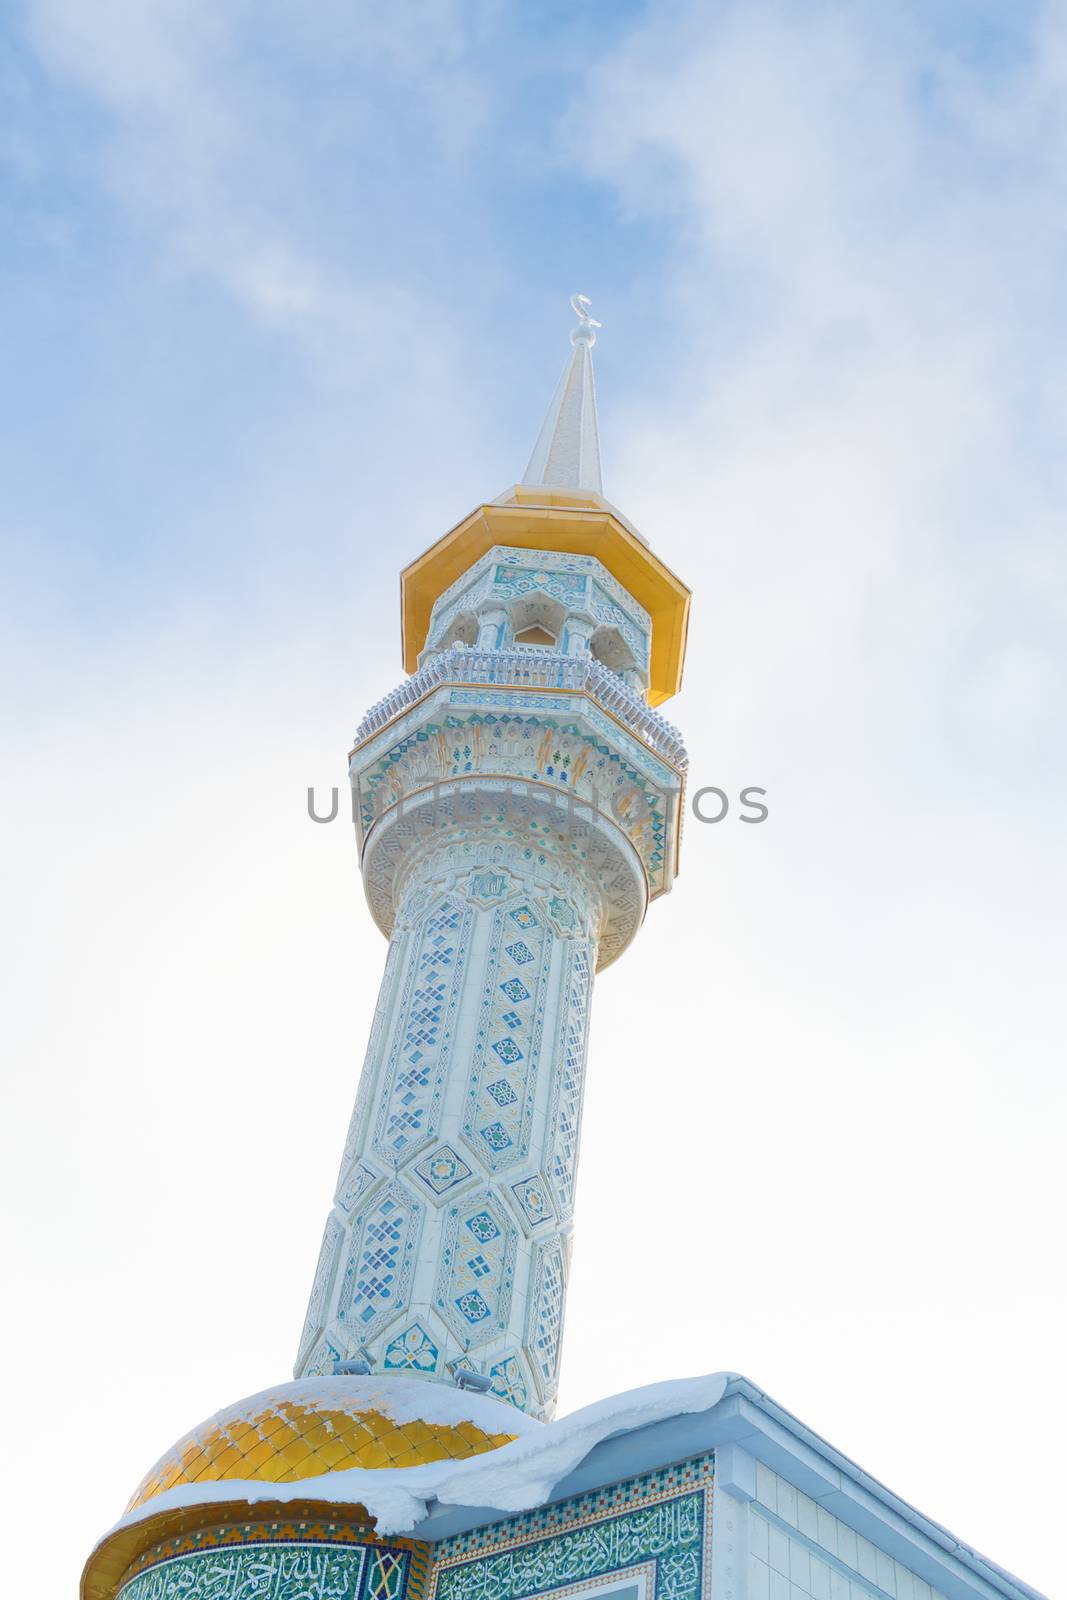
[353, 646, 687, 768]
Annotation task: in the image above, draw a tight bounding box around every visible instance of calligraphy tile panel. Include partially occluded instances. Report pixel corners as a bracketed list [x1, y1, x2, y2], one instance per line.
[117, 1537, 418, 1600]
[429, 1455, 713, 1600]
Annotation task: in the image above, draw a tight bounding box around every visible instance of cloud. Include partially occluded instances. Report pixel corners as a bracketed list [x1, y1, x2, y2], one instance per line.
[567, 1, 1067, 783]
[22, 0, 495, 384]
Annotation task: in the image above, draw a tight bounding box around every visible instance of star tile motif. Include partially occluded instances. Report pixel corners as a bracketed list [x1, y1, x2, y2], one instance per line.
[412, 1143, 472, 1198]
[548, 894, 577, 932]
[335, 1160, 380, 1214]
[456, 1289, 492, 1324]
[489, 1353, 529, 1410]
[480, 1121, 513, 1153]
[511, 1173, 555, 1232]
[466, 1210, 501, 1244]
[383, 1321, 439, 1372]
[468, 870, 510, 903]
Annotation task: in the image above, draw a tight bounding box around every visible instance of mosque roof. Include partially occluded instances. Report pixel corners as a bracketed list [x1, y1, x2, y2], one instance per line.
[84, 1373, 1045, 1600]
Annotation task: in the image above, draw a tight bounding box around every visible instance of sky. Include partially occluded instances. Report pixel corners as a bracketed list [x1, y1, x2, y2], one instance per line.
[2, 0, 1065, 1593]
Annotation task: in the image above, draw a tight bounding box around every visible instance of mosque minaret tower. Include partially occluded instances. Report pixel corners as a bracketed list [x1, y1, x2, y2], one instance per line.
[83, 301, 1039, 1600]
[295, 294, 690, 1416]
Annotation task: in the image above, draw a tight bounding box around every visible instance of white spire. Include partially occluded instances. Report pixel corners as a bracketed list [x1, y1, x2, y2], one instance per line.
[523, 294, 603, 495]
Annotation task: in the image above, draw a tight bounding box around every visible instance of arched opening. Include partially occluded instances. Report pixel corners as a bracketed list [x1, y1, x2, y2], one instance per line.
[442, 613, 477, 649]
[589, 625, 638, 678]
[509, 592, 566, 651]
[514, 623, 557, 648]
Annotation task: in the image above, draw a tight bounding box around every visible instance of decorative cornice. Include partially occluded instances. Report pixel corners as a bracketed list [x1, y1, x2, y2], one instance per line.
[352, 648, 687, 770]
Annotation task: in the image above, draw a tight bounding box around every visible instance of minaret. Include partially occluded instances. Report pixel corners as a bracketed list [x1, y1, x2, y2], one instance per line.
[295, 298, 691, 1418]
[81, 302, 1043, 1600]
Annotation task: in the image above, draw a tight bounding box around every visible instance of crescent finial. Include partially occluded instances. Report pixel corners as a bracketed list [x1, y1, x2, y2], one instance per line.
[569, 293, 601, 346]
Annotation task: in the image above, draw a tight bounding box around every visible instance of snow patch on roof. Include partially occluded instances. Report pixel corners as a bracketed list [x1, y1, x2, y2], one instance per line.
[429, 1371, 731, 1517]
[199, 1374, 542, 1439]
[102, 1372, 731, 1545]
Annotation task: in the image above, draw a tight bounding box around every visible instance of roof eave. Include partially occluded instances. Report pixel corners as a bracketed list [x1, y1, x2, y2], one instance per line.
[419, 1374, 1045, 1600]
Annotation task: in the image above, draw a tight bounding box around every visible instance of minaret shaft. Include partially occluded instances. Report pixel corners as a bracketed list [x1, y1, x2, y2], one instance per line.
[295, 843, 596, 1417]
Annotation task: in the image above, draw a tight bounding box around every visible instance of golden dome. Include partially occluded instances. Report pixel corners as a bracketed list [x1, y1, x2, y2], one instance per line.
[83, 1377, 524, 1600]
[127, 1376, 519, 1512]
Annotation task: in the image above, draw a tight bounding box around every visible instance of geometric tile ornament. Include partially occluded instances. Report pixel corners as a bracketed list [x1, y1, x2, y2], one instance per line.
[337, 1180, 425, 1339]
[489, 1352, 530, 1410]
[334, 935, 403, 1179]
[412, 1143, 473, 1201]
[301, 1329, 345, 1378]
[336, 1159, 382, 1215]
[463, 898, 552, 1174]
[511, 1172, 555, 1232]
[548, 943, 593, 1219]
[425, 545, 653, 679]
[528, 1235, 567, 1407]
[435, 1190, 518, 1348]
[373, 896, 472, 1166]
[295, 1211, 343, 1369]
[353, 704, 676, 901]
[383, 1320, 440, 1372]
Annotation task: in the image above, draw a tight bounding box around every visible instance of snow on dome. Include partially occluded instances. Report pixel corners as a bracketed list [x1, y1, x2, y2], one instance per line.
[126, 1373, 535, 1513]
[105, 1371, 730, 1546]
